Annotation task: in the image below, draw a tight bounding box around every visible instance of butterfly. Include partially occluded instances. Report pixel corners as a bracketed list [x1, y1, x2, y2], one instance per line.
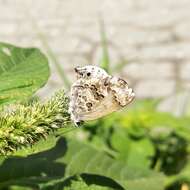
[68, 65, 135, 126]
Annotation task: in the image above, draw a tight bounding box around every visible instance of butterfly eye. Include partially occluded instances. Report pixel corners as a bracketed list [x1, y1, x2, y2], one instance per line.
[87, 72, 91, 77]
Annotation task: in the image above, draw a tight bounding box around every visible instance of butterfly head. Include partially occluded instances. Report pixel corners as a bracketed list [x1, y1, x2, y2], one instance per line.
[74, 65, 108, 80]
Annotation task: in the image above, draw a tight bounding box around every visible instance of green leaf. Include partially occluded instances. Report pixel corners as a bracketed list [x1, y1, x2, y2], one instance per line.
[118, 108, 190, 141]
[0, 134, 165, 190]
[0, 42, 50, 105]
[111, 127, 154, 169]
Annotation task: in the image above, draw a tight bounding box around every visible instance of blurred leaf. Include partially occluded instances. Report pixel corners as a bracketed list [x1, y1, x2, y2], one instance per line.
[9, 186, 32, 190]
[128, 99, 161, 112]
[0, 42, 49, 105]
[110, 127, 130, 162]
[111, 127, 154, 169]
[125, 138, 154, 169]
[119, 109, 190, 137]
[0, 133, 165, 190]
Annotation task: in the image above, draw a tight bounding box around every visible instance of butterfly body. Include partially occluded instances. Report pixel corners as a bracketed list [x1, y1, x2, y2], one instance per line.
[69, 66, 135, 125]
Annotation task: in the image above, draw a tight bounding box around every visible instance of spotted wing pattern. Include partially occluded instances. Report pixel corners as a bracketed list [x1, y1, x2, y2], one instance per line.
[69, 66, 135, 126]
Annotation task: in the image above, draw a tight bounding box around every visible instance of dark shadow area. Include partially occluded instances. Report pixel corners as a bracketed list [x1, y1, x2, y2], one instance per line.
[0, 137, 68, 189]
[0, 137, 126, 190]
[42, 174, 124, 190]
[151, 132, 188, 175]
[81, 173, 124, 190]
[0, 83, 33, 93]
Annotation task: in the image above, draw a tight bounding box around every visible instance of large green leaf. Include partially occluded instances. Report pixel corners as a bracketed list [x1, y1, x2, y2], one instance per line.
[0, 42, 49, 105]
[0, 132, 165, 190]
[110, 127, 155, 169]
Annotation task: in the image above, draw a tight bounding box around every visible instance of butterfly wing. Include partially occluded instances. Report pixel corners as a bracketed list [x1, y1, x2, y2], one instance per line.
[69, 71, 135, 125]
[79, 77, 135, 121]
[78, 91, 121, 121]
[69, 81, 102, 124]
[109, 77, 135, 107]
[69, 79, 121, 123]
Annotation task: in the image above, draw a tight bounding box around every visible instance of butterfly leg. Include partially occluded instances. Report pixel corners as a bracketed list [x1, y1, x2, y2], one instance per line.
[69, 109, 84, 127]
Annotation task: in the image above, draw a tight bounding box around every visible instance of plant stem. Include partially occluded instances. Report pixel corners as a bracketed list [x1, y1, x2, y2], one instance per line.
[99, 18, 110, 73]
